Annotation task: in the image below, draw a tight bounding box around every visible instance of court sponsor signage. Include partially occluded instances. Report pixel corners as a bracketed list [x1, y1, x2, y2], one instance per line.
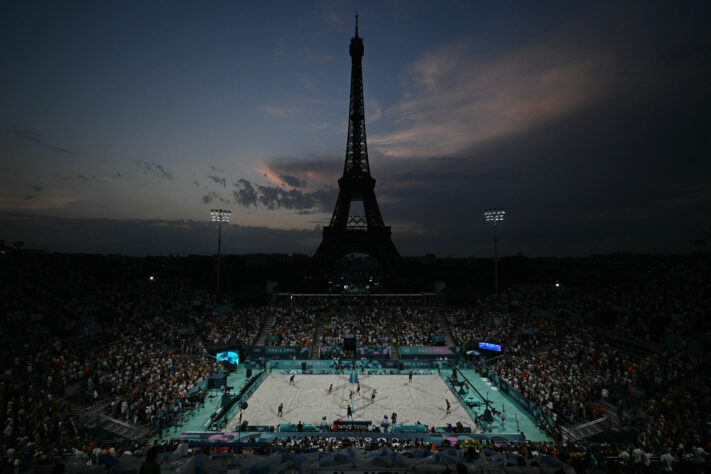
[248, 346, 310, 359]
[320, 346, 390, 360]
[505, 385, 531, 412]
[399, 346, 462, 359]
[179, 431, 527, 450]
[486, 370, 555, 428]
[400, 360, 438, 368]
[246, 425, 271, 432]
[183, 431, 447, 443]
[180, 431, 526, 446]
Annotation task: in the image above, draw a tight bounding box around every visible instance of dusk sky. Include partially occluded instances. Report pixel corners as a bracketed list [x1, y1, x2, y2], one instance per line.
[1, 1, 709, 257]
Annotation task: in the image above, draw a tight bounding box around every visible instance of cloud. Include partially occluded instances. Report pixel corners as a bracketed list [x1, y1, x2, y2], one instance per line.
[207, 175, 226, 187]
[232, 178, 258, 207]
[232, 178, 334, 212]
[0, 184, 77, 211]
[0, 212, 322, 256]
[22, 185, 44, 201]
[201, 191, 230, 205]
[2, 125, 72, 154]
[134, 160, 173, 180]
[259, 104, 292, 119]
[309, 121, 331, 130]
[258, 96, 340, 122]
[11, 128, 44, 146]
[76, 173, 123, 183]
[201, 192, 216, 204]
[279, 174, 303, 188]
[370, 41, 616, 158]
[193, 180, 200, 187]
[369, 71, 711, 257]
[210, 165, 224, 173]
[48, 146, 71, 154]
[255, 184, 330, 211]
[366, 98, 382, 123]
[263, 158, 341, 188]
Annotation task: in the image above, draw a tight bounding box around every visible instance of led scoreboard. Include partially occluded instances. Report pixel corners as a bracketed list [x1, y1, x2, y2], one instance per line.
[216, 351, 239, 365]
[478, 342, 502, 352]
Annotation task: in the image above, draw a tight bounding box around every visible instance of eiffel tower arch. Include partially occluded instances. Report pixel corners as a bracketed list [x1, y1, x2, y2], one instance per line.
[313, 16, 400, 274]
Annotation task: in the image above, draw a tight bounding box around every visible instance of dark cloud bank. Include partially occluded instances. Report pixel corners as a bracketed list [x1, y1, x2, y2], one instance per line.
[1, 125, 72, 154]
[370, 38, 711, 257]
[202, 178, 337, 214]
[0, 213, 322, 256]
[374, 98, 711, 257]
[134, 160, 173, 180]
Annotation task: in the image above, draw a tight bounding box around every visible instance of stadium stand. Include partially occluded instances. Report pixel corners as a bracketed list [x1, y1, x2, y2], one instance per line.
[0, 250, 709, 473]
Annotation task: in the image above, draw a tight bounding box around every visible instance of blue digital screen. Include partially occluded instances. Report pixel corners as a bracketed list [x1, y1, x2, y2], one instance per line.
[478, 342, 502, 352]
[216, 351, 239, 365]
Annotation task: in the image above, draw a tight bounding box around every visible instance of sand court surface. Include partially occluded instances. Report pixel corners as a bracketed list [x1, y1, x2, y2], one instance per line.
[225, 373, 471, 431]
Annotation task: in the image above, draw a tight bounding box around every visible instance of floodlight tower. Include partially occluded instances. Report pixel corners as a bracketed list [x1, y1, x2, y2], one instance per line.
[210, 209, 231, 303]
[483, 209, 506, 296]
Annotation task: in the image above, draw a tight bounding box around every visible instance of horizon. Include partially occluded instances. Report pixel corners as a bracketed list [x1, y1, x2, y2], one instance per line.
[2, 237, 701, 260]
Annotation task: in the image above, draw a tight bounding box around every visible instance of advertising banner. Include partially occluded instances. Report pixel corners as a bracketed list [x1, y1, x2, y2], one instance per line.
[399, 346, 462, 359]
[248, 346, 310, 359]
[320, 346, 390, 360]
[179, 430, 526, 447]
[486, 370, 554, 428]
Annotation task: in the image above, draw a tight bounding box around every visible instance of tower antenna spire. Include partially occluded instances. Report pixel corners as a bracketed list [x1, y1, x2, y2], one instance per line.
[355, 12, 359, 37]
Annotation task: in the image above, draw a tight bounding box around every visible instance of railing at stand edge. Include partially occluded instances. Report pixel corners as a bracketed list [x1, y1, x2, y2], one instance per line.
[99, 414, 149, 440]
[212, 369, 269, 432]
[442, 373, 480, 430]
[149, 378, 209, 434]
[486, 369, 556, 431]
[560, 415, 608, 442]
[483, 354, 505, 365]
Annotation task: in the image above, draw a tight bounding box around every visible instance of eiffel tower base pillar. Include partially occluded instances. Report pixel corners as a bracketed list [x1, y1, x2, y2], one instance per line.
[313, 226, 400, 275]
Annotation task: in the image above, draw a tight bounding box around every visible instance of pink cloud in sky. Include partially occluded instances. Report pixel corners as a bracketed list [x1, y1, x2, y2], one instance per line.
[260, 158, 342, 189]
[370, 41, 616, 158]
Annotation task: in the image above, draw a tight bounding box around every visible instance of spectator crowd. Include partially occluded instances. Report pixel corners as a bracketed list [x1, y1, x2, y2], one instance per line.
[0, 249, 709, 473]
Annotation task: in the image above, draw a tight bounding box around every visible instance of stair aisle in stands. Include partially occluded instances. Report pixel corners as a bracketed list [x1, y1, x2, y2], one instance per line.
[436, 312, 456, 346]
[254, 313, 277, 346]
[311, 312, 326, 359]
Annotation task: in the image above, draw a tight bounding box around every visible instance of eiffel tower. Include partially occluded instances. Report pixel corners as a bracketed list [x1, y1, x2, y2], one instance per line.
[314, 16, 400, 272]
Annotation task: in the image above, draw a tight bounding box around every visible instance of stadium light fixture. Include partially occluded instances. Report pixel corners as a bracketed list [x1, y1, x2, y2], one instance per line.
[210, 209, 231, 303]
[484, 209, 506, 223]
[211, 209, 231, 223]
[483, 208, 506, 296]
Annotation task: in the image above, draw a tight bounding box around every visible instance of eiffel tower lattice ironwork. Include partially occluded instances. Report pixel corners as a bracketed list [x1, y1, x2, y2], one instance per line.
[314, 16, 400, 271]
